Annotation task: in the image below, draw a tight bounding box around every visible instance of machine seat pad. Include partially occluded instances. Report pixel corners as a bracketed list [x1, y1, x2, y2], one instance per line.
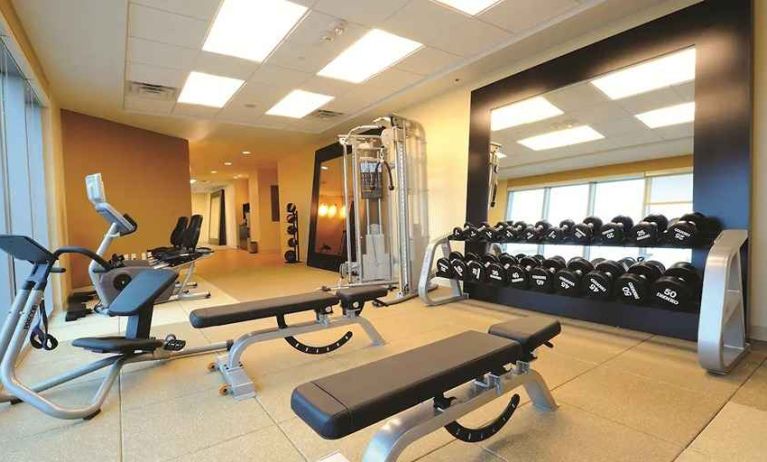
[72, 336, 163, 354]
[108, 269, 178, 317]
[291, 330, 521, 439]
[488, 317, 561, 354]
[336, 286, 389, 306]
[189, 292, 340, 328]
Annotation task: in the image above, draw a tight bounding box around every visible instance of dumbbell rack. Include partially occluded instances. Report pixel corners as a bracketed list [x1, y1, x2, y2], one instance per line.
[419, 229, 749, 374]
[285, 204, 300, 264]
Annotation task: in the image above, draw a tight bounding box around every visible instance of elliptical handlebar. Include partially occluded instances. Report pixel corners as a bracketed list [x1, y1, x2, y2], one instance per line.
[54, 246, 113, 272]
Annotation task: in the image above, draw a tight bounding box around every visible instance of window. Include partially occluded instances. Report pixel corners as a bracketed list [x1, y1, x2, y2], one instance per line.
[0, 42, 48, 325]
[503, 171, 694, 268]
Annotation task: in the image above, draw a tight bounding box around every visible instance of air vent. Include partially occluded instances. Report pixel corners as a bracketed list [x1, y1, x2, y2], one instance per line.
[309, 109, 344, 119]
[127, 81, 177, 101]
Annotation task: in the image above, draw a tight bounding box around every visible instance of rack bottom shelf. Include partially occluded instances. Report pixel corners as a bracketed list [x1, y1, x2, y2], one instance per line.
[467, 284, 699, 341]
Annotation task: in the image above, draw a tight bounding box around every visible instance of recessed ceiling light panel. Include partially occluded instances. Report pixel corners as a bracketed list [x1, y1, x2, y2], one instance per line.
[203, 0, 308, 62]
[518, 126, 604, 151]
[318, 29, 423, 83]
[177, 71, 244, 107]
[266, 90, 334, 118]
[491, 96, 564, 131]
[224, 161, 233, 166]
[431, 0, 502, 15]
[591, 48, 696, 100]
[636, 102, 695, 128]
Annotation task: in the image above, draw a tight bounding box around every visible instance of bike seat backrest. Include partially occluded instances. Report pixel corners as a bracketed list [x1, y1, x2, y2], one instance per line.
[181, 215, 203, 250]
[170, 217, 189, 247]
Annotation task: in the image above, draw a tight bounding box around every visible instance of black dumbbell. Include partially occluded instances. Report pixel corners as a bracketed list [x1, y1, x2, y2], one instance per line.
[521, 221, 551, 242]
[450, 252, 484, 283]
[507, 255, 544, 289]
[287, 237, 298, 247]
[544, 219, 576, 242]
[501, 221, 527, 242]
[599, 215, 634, 245]
[450, 223, 475, 241]
[287, 224, 298, 235]
[665, 212, 720, 247]
[478, 222, 509, 242]
[498, 253, 519, 271]
[584, 258, 634, 300]
[628, 214, 669, 246]
[435, 256, 454, 279]
[529, 256, 567, 293]
[615, 260, 666, 305]
[466, 253, 487, 283]
[481, 254, 508, 286]
[286, 203, 297, 213]
[572, 217, 604, 244]
[555, 257, 602, 297]
[449, 251, 468, 281]
[651, 262, 701, 310]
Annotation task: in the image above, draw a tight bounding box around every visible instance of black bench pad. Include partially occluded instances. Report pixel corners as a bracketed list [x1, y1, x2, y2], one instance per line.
[72, 336, 163, 354]
[336, 286, 389, 306]
[109, 269, 178, 316]
[489, 317, 561, 354]
[189, 292, 340, 328]
[291, 331, 520, 439]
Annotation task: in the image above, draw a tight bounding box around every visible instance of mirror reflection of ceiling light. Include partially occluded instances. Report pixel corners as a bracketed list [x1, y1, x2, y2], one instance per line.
[491, 96, 564, 131]
[178, 71, 244, 107]
[189, 179, 197, 184]
[266, 90, 334, 118]
[432, 0, 502, 16]
[210, 170, 218, 174]
[321, 166, 329, 170]
[203, 0, 308, 62]
[318, 204, 329, 217]
[242, 150, 251, 155]
[224, 162, 233, 166]
[517, 126, 604, 151]
[328, 204, 338, 218]
[635, 102, 695, 128]
[590, 48, 696, 100]
[318, 29, 423, 83]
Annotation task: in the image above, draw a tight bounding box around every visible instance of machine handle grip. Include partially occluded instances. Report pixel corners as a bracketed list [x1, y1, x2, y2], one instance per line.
[54, 246, 113, 271]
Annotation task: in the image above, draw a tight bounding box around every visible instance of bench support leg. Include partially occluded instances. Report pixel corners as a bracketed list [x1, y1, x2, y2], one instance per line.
[216, 313, 386, 400]
[362, 366, 557, 462]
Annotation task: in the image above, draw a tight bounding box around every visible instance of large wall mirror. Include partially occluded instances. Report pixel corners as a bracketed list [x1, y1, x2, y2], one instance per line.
[307, 144, 347, 271]
[465, 1, 751, 340]
[493, 47, 696, 268]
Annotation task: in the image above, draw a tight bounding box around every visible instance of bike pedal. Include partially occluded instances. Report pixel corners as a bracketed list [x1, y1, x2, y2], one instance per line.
[163, 339, 187, 351]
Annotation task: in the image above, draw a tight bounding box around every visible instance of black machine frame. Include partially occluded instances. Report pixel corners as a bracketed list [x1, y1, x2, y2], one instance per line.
[465, 1, 752, 340]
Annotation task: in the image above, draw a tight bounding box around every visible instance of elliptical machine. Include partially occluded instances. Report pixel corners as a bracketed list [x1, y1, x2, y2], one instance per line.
[85, 173, 210, 311]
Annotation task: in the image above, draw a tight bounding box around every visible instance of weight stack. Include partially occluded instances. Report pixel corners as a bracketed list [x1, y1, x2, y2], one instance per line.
[285, 203, 300, 264]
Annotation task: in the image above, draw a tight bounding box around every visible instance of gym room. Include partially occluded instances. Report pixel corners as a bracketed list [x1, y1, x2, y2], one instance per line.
[0, 0, 765, 461]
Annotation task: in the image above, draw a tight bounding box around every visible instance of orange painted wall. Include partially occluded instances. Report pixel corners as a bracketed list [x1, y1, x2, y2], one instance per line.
[61, 110, 192, 287]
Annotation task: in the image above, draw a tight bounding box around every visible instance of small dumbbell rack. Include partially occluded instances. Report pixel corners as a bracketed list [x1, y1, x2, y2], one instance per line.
[418, 229, 749, 375]
[285, 203, 300, 264]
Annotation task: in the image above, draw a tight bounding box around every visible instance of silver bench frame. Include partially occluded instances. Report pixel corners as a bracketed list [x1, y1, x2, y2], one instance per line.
[213, 309, 386, 400]
[360, 355, 557, 461]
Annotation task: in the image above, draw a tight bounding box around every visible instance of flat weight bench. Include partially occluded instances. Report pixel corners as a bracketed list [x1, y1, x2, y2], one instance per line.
[189, 286, 388, 399]
[292, 317, 561, 462]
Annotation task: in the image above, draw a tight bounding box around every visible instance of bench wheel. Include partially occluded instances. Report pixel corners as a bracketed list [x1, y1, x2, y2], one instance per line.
[218, 384, 231, 396]
[443, 393, 520, 442]
[284, 331, 354, 355]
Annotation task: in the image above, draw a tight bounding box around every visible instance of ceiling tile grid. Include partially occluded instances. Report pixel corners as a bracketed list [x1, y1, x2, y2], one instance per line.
[122, 0, 621, 133]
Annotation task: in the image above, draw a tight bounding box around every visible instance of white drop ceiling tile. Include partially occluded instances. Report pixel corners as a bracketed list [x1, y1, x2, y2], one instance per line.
[252, 115, 292, 130]
[128, 37, 199, 70]
[194, 51, 260, 80]
[349, 67, 423, 99]
[129, 4, 209, 49]
[479, 0, 579, 33]
[491, 113, 571, 141]
[127, 62, 187, 88]
[130, 0, 222, 20]
[608, 130, 664, 149]
[300, 75, 355, 97]
[546, 82, 610, 111]
[394, 46, 463, 76]
[568, 102, 633, 125]
[173, 103, 221, 118]
[592, 117, 648, 137]
[291, 0, 320, 7]
[216, 105, 263, 125]
[313, 0, 411, 26]
[124, 96, 175, 114]
[323, 94, 373, 114]
[235, 81, 298, 107]
[614, 87, 685, 114]
[284, 117, 337, 133]
[267, 39, 346, 73]
[673, 81, 695, 100]
[284, 9, 363, 46]
[382, 0, 511, 56]
[247, 64, 312, 87]
[653, 124, 695, 141]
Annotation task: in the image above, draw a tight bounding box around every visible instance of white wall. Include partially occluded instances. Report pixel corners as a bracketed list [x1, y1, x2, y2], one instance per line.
[191, 192, 210, 245]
